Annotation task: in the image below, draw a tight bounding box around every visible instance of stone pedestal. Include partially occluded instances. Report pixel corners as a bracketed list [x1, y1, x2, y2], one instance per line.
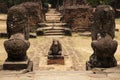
[47, 55, 64, 65]
[3, 59, 30, 70]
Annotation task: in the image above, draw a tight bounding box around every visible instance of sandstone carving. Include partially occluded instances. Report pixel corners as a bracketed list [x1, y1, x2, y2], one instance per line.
[3, 5, 32, 71]
[48, 39, 62, 56]
[86, 5, 118, 70]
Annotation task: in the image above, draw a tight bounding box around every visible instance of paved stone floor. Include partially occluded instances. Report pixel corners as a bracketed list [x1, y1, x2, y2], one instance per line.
[0, 36, 120, 80]
[0, 67, 120, 80]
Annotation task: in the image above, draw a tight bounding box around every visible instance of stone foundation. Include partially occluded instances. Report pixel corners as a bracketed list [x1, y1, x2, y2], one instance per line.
[3, 59, 30, 70]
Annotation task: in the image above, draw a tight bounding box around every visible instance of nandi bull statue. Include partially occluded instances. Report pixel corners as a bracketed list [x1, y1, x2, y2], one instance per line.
[47, 39, 64, 65]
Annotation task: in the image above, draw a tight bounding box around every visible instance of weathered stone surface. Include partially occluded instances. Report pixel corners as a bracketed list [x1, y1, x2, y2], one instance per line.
[35, 71, 90, 80]
[87, 5, 118, 70]
[47, 57, 64, 65]
[59, 0, 92, 32]
[7, 5, 29, 40]
[108, 73, 120, 79]
[104, 65, 120, 73]
[91, 5, 115, 40]
[89, 34, 117, 67]
[48, 40, 62, 56]
[4, 33, 30, 61]
[3, 59, 29, 70]
[48, 39, 64, 64]
[20, 2, 44, 33]
[5, 5, 30, 62]
[61, 5, 92, 32]
[3, 5, 32, 70]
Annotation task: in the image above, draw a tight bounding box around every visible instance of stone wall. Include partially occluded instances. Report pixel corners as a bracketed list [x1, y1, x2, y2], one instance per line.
[61, 6, 92, 32]
[61, 0, 92, 32]
[20, 2, 45, 32]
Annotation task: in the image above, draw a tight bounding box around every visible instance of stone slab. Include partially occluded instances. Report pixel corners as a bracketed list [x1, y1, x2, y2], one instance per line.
[47, 56, 64, 65]
[3, 59, 29, 70]
[35, 71, 90, 80]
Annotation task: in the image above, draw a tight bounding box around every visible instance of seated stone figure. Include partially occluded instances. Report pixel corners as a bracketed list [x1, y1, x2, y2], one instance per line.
[48, 40, 62, 58]
[87, 33, 118, 69]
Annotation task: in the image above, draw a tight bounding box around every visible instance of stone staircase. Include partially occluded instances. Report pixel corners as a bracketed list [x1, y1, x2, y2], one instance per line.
[37, 9, 71, 36]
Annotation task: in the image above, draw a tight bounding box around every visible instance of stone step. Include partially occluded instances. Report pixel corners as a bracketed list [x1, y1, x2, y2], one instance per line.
[46, 20, 61, 23]
[46, 14, 61, 22]
[46, 15, 61, 18]
[45, 32, 65, 36]
[36, 27, 71, 36]
[46, 18, 61, 21]
[38, 23, 67, 26]
[38, 27, 66, 30]
[44, 35, 64, 37]
[46, 13, 61, 16]
[38, 23, 67, 27]
[45, 30, 64, 33]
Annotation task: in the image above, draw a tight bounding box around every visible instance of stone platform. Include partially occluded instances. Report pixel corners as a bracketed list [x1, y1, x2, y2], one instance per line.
[47, 55, 64, 65]
[3, 59, 29, 70]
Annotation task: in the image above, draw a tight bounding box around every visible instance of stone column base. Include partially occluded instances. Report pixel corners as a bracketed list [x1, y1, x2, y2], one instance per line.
[3, 59, 31, 70]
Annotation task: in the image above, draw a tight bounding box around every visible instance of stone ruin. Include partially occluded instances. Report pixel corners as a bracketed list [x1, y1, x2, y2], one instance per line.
[3, 5, 33, 71]
[47, 39, 64, 65]
[0, 1, 45, 38]
[61, 0, 92, 32]
[6, 5, 29, 40]
[20, 2, 45, 33]
[61, 7, 92, 32]
[86, 5, 118, 70]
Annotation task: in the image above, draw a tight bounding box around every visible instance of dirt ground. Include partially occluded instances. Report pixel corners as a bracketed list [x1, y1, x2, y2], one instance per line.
[0, 14, 120, 71]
